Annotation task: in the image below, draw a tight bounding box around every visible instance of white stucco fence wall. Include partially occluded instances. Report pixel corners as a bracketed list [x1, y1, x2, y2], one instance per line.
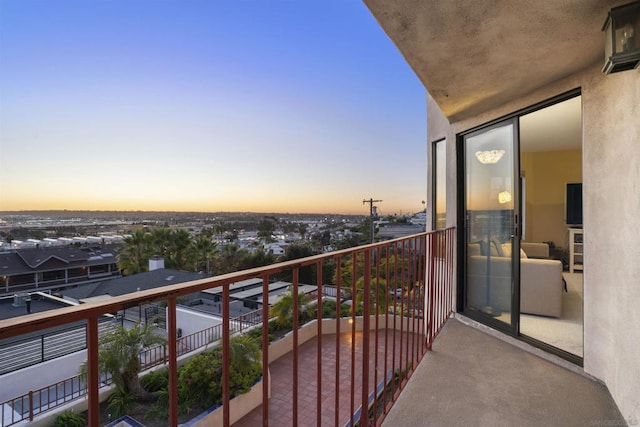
[174, 306, 222, 336]
[0, 350, 87, 403]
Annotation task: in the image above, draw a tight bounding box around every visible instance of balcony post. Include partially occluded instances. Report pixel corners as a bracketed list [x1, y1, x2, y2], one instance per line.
[261, 275, 270, 425]
[28, 390, 33, 421]
[428, 233, 437, 348]
[222, 283, 230, 426]
[86, 316, 99, 426]
[316, 260, 323, 427]
[334, 257, 342, 427]
[167, 297, 178, 426]
[292, 268, 299, 427]
[421, 234, 428, 354]
[361, 250, 371, 423]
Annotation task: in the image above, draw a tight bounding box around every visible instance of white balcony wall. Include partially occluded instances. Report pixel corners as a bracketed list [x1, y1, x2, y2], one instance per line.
[0, 350, 86, 402]
[174, 306, 222, 336]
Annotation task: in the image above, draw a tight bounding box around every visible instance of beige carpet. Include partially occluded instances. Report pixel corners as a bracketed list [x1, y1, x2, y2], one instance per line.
[519, 272, 584, 357]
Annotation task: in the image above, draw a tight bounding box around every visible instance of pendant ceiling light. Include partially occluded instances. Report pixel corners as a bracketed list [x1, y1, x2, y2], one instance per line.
[475, 150, 505, 164]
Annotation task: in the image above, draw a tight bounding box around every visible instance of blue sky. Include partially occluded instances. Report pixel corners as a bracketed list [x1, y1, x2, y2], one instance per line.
[0, 1, 426, 215]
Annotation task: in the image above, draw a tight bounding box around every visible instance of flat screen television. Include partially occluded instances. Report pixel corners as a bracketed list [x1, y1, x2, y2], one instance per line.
[566, 183, 583, 226]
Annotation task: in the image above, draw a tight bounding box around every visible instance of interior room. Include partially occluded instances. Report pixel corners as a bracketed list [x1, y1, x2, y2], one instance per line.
[518, 95, 583, 357]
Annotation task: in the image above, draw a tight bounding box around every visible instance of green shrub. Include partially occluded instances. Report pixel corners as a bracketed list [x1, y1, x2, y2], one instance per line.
[141, 368, 169, 392]
[54, 411, 86, 427]
[177, 335, 262, 410]
[145, 389, 169, 422]
[310, 300, 351, 319]
[108, 386, 135, 418]
[229, 362, 261, 397]
[178, 350, 223, 409]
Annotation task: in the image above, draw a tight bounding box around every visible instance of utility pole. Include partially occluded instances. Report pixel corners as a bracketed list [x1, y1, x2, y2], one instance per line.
[363, 198, 382, 244]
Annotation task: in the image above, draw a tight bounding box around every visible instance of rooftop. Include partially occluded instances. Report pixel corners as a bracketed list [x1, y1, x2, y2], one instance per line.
[0, 292, 73, 322]
[62, 268, 205, 300]
[0, 244, 120, 276]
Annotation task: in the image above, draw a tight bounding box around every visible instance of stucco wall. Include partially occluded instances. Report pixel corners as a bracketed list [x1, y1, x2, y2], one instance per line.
[175, 306, 222, 336]
[581, 66, 640, 423]
[427, 94, 456, 230]
[0, 350, 87, 402]
[427, 64, 640, 422]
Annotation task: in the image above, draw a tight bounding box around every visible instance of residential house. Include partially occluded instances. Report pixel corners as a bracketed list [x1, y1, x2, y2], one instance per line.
[0, 245, 121, 295]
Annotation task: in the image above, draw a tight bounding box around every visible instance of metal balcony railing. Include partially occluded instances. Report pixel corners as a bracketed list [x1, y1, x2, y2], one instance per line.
[0, 228, 455, 427]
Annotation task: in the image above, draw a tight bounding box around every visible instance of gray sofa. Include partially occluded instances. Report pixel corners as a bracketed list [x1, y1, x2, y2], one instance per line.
[467, 241, 563, 317]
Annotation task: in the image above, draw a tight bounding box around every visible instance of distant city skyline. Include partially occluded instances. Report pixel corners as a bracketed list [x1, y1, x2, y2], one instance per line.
[0, 1, 427, 216]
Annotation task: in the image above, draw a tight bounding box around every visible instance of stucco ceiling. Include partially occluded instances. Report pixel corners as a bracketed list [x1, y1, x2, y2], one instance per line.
[363, 0, 629, 122]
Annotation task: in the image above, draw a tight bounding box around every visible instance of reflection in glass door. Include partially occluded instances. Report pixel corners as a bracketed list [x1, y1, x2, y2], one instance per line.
[463, 119, 518, 328]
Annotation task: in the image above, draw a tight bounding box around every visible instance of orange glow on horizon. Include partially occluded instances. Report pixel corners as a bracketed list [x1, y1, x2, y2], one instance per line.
[0, 196, 410, 215]
[0, 197, 420, 216]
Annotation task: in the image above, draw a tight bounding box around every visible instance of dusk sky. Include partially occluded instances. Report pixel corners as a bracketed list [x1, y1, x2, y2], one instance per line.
[0, 1, 426, 215]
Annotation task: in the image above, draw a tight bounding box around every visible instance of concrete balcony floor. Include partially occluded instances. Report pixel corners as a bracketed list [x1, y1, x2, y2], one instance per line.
[383, 317, 625, 427]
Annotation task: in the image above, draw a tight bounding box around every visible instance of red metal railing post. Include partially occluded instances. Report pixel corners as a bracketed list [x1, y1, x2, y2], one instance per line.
[292, 268, 299, 427]
[222, 283, 230, 427]
[428, 233, 438, 348]
[334, 256, 342, 427]
[350, 252, 357, 427]
[316, 260, 323, 427]
[262, 275, 270, 426]
[28, 391, 33, 421]
[400, 241, 407, 375]
[361, 250, 371, 424]
[86, 317, 99, 426]
[383, 242, 391, 416]
[167, 297, 178, 427]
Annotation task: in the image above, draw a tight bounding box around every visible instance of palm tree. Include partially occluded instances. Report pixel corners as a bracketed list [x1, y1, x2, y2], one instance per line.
[149, 227, 172, 260]
[333, 253, 365, 289]
[298, 223, 308, 240]
[188, 234, 218, 274]
[228, 334, 261, 373]
[355, 276, 389, 313]
[257, 217, 276, 243]
[215, 243, 242, 274]
[269, 286, 311, 329]
[238, 250, 275, 271]
[80, 322, 166, 400]
[117, 229, 151, 275]
[167, 229, 191, 270]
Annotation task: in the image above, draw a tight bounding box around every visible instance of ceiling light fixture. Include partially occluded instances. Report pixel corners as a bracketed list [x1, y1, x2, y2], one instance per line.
[498, 191, 512, 204]
[475, 150, 505, 164]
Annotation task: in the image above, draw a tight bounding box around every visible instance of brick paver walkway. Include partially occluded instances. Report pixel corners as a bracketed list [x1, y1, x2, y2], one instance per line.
[234, 328, 420, 427]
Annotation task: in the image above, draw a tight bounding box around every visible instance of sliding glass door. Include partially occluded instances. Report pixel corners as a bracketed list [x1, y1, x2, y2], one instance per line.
[462, 119, 519, 330]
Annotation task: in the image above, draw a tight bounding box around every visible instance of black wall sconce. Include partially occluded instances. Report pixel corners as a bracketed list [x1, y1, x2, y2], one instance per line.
[602, 0, 640, 74]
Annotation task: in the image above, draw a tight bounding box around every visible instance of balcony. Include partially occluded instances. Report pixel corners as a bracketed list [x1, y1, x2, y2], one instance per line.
[0, 227, 623, 426]
[0, 229, 455, 426]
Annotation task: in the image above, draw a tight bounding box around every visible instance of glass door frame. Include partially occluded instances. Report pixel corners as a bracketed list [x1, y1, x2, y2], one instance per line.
[455, 88, 583, 365]
[457, 117, 521, 336]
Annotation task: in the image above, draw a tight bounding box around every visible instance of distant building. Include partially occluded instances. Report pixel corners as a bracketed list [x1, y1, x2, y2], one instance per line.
[0, 245, 121, 296]
[264, 242, 287, 256]
[377, 224, 426, 240]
